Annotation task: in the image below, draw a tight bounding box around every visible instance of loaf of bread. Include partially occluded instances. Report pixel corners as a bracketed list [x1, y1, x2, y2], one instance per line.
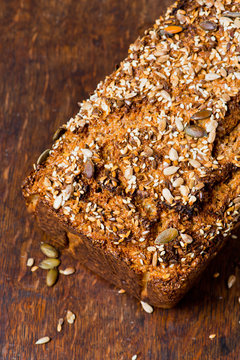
[22, 0, 240, 308]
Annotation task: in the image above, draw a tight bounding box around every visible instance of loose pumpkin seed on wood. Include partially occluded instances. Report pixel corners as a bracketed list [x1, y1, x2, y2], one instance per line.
[35, 336, 51, 345]
[57, 318, 64, 332]
[155, 228, 179, 245]
[40, 243, 58, 258]
[46, 268, 58, 287]
[39, 258, 60, 270]
[164, 25, 183, 34]
[191, 109, 212, 120]
[200, 21, 217, 31]
[185, 125, 206, 138]
[37, 149, 50, 165]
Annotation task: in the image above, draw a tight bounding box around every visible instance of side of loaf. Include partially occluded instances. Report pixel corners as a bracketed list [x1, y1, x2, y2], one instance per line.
[22, 0, 240, 308]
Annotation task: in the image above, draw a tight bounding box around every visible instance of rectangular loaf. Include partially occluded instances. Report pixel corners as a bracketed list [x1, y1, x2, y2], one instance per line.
[22, 0, 240, 308]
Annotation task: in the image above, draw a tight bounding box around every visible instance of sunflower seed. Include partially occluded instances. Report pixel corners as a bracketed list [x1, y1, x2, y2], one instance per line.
[155, 228, 178, 245]
[53, 194, 63, 210]
[35, 336, 51, 345]
[40, 243, 58, 258]
[189, 159, 201, 168]
[37, 149, 50, 165]
[46, 268, 58, 287]
[57, 318, 64, 332]
[84, 159, 95, 179]
[223, 11, 240, 18]
[66, 310, 76, 324]
[200, 21, 217, 31]
[39, 258, 60, 270]
[162, 188, 174, 203]
[52, 126, 67, 141]
[27, 258, 34, 267]
[180, 233, 193, 244]
[205, 73, 221, 81]
[185, 125, 206, 138]
[227, 274, 236, 289]
[209, 334, 216, 340]
[164, 25, 183, 34]
[191, 109, 212, 120]
[59, 267, 75, 275]
[169, 148, 178, 161]
[140, 301, 154, 313]
[172, 177, 184, 187]
[163, 166, 179, 176]
[31, 265, 39, 272]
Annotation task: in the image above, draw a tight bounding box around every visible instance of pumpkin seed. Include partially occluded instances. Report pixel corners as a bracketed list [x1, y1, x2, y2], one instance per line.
[191, 109, 212, 120]
[35, 336, 51, 345]
[52, 125, 67, 142]
[39, 258, 60, 270]
[185, 125, 206, 138]
[84, 159, 95, 178]
[164, 25, 183, 34]
[40, 243, 58, 258]
[37, 149, 50, 165]
[46, 268, 58, 287]
[200, 21, 217, 31]
[155, 228, 178, 245]
[223, 11, 240, 18]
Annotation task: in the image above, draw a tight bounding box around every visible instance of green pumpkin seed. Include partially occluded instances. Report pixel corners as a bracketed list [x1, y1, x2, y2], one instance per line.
[200, 21, 217, 31]
[223, 11, 240, 18]
[39, 258, 60, 270]
[46, 268, 58, 287]
[37, 149, 50, 165]
[155, 228, 178, 245]
[52, 126, 67, 142]
[40, 243, 58, 258]
[191, 109, 212, 120]
[185, 125, 206, 138]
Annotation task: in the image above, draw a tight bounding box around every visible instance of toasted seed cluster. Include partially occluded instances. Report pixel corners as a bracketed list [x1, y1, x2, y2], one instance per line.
[24, 0, 240, 283]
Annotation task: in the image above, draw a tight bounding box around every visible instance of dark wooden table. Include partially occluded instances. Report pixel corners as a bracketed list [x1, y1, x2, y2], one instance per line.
[0, 0, 239, 359]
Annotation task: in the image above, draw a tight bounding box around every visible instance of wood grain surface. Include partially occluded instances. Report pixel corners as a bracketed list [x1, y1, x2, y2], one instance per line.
[0, 0, 239, 359]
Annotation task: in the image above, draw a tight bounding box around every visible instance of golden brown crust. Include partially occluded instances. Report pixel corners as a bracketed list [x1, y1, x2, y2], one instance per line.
[22, 0, 240, 307]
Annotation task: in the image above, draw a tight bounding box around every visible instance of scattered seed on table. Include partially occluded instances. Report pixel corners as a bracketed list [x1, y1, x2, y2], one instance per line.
[40, 243, 58, 258]
[31, 265, 39, 272]
[39, 258, 60, 270]
[35, 336, 51, 345]
[140, 301, 153, 314]
[227, 275, 236, 289]
[209, 334, 216, 340]
[59, 267, 75, 275]
[118, 289, 126, 294]
[57, 318, 64, 332]
[66, 310, 76, 324]
[27, 258, 34, 267]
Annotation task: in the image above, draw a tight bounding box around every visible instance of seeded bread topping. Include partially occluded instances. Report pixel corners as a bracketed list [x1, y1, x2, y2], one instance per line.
[23, 0, 240, 306]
